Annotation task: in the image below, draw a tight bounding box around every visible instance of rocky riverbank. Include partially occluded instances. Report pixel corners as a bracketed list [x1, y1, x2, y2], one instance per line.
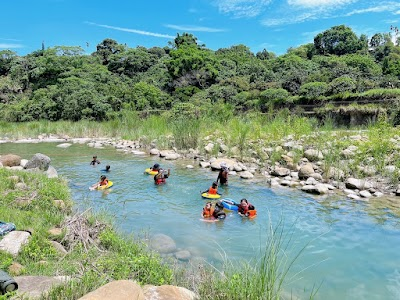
[3, 130, 400, 203]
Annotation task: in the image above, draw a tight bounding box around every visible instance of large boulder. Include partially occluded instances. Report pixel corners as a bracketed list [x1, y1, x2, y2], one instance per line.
[150, 148, 160, 156]
[165, 153, 179, 160]
[239, 171, 254, 179]
[0, 154, 21, 167]
[210, 159, 236, 170]
[174, 250, 191, 261]
[304, 149, 323, 161]
[78, 280, 144, 300]
[298, 163, 314, 179]
[204, 143, 214, 153]
[46, 165, 58, 178]
[271, 167, 290, 177]
[150, 234, 177, 254]
[24, 153, 51, 171]
[15, 276, 70, 299]
[0, 231, 31, 256]
[143, 285, 198, 300]
[345, 178, 372, 190]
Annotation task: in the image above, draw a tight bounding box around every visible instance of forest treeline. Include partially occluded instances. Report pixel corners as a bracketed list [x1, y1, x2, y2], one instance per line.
[1, 24, 400, 122]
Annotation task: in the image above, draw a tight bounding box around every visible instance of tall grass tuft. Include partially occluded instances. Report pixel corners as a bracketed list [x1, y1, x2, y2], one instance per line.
[191, 217, 316, 300]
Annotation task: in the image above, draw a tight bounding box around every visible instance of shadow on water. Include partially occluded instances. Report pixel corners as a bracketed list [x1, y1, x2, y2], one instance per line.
[2, 142, 400, 299]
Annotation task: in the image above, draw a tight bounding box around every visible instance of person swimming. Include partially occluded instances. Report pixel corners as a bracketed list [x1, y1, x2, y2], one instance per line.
[90, 155, 101, 166]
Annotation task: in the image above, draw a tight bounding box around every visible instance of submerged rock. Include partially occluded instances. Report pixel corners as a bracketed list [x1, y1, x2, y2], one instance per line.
[150, 234, 177, 254]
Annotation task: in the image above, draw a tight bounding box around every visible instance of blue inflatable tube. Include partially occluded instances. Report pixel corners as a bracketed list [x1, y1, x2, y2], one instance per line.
[222, 198, 238, 211]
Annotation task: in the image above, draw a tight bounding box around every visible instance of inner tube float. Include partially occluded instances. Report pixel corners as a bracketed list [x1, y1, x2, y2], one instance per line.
[201, 192, 221, 199]
[145, 168, 158, 175]
[221, 198, 238, 211]
[96, 181, 113, 190]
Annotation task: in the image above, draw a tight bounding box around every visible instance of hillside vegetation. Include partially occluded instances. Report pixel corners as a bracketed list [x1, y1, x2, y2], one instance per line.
[1, 25, 400, 124]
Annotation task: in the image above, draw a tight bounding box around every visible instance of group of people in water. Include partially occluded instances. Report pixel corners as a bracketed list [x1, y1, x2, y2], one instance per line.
[89, 156, 255, 220]
[89, 156, 111, 190]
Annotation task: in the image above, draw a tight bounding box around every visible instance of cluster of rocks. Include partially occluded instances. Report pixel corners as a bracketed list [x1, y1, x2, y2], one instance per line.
[149, 233, 192, 262]
[0, 153, 58, 179]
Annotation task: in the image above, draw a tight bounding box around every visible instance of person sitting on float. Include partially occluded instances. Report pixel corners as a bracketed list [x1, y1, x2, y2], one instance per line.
[202, 182, 221, 195]
[213, 200, 226, 220]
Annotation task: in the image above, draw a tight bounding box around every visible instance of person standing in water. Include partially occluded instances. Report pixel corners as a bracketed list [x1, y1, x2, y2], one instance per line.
[216, 162, 229, 186]
[90, 155, 101, 166]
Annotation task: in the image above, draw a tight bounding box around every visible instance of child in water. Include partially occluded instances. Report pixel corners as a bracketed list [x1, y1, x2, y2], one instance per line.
[236, 198, 256, 217]
[202, 202, 214, 218]
[101, 165, 111, 172]
[202, 182, 221, 195]
[90, 175, 108, 190]
[90, 155, 101, 166]
[154, 168, 170, 185]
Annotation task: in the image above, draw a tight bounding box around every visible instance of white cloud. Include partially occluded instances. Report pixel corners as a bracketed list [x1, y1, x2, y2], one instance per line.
[215, 0, 272, 18]
[263, 12, 317, 26]
[345, 3, 400, 16]
[395, 10, 400, 15]
[86, 22, 175, 39]
[0, 38, 22, 42]
[0, 43, 23, 49]
[165, 24, 226, 32]
[288, 0, 357, 8]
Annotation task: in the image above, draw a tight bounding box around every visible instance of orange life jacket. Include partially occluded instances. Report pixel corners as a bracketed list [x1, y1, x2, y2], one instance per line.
[208, 187, 218, 194]
[203, 207, 214, 218]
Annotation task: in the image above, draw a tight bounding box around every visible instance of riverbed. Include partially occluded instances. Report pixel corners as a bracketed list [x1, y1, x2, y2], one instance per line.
[1, 142, 400, 299]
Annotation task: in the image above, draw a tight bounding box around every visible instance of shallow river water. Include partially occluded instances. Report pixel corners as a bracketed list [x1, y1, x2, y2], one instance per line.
[1, 142, 400, 299]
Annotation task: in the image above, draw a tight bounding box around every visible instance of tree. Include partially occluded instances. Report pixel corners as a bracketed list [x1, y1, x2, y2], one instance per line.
[95, 39, 124, 65]
[314, 25, 365, 56]
[171, 33, 199, 49]
[0, 50, 17, 76]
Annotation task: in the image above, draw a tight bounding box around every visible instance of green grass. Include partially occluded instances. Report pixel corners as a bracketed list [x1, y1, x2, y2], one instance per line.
[0, 168, 172, 299]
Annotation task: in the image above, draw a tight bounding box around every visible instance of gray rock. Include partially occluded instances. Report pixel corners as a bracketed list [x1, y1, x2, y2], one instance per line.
[301, 185, 317, 194]
[305, 177, 318, 185]
[298, 163, 314, 179]
[174, 250, 191, 261]
[25, 153, 51, 171]
[347, 194, 366, 201]
[328, 167, 345, 180]
[46, 165, 58, 178]
[341, 149, 355, 158]
[348, 145, 358, 151]
[15, 276, 70, 299]
[304, 149, 324, 161]
[15, 182, 28, 190]
[199, 161, 210, 168]
[56, 143, 72, 148]
[271, 167, 290, 177]
[165, 153, 179, 160]
[325, 184, 336, 190]
[280, 180, 291, 186]
[186, 165, 194, 169]
[374, 191, 384, 197]
[10, 166, 24, 171]
[150, 148, 160, 155]
[359, 190, 372, 198]
[150, 234, 177, 254]
[346, 178, 372, 190]
[219, 144, 229, 153]
[159, 150, 171, 157]
[131, 150, 146, 155]
[239, 171, 254, 179]
[384, 165, 397, 174]
[343, 188, 357, 195]
[362, 166, 376, 176]
[315, 183, 329, 194]
[0, 231, 31, 256]
[233, 164, 243, 172]
[204, 143, 215, 153]
[310, 172, 323, 181]
[51, 241, 68, 255]
[20, 159, 29, 168]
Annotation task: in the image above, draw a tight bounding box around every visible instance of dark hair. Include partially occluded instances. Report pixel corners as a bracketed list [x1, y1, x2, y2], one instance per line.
[106, 165, 110, 169]
[100, 175, 106, 180]
[154, 163, 160, 168]
[240, 198, 248, 204]
[212, 181, 218, 187]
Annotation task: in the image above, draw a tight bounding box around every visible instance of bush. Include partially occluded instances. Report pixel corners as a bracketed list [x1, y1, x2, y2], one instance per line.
[259, 88, 289, 111]
[299, 82, 328, 98]
[328, 76, 356, 95]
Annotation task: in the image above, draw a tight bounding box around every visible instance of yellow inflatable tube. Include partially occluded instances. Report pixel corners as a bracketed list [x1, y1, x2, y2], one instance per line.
[145, 168, 158, 175]
[97, 181, 113, 190]
[201, 192, 221, 199]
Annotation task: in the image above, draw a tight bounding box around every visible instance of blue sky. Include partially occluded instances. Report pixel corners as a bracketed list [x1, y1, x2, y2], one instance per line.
[1, 0, 399, 56]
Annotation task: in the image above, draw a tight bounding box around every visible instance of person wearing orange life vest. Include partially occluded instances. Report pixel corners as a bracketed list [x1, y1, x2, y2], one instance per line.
[202, 202, 214, 218]
[236, 198, 255, 216]
[154, 168, 170, 185]
[90, 175, 108, 190]
[202, 182, 221, 195]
